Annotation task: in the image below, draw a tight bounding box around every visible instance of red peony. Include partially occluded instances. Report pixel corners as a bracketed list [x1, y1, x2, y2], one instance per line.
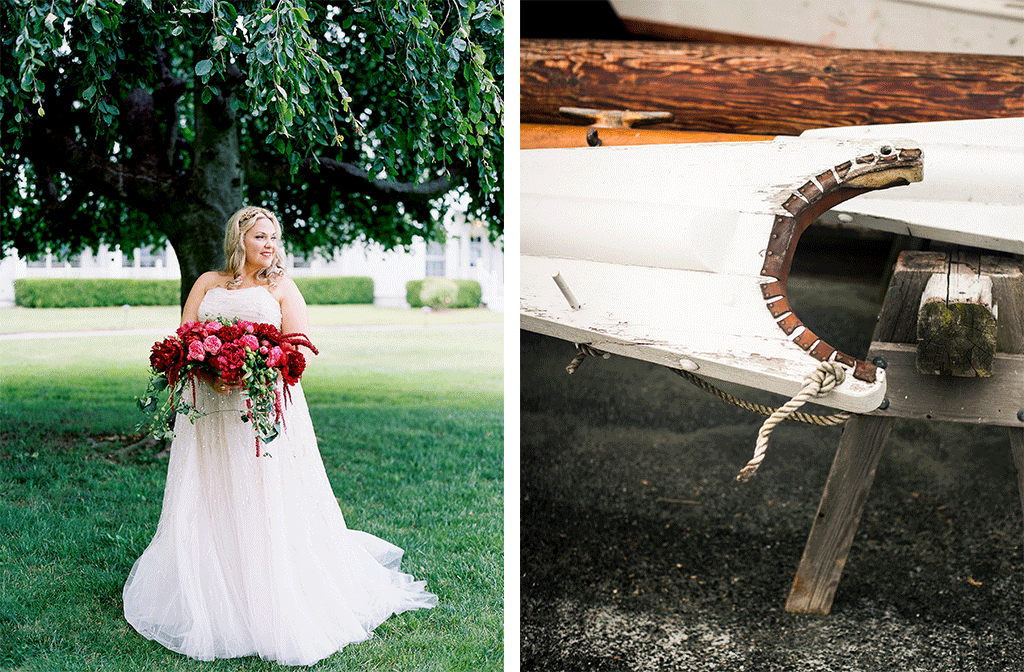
[150, 337, 184, 375]
[215, 342, 247, 382]
[279, 346, 306, 386]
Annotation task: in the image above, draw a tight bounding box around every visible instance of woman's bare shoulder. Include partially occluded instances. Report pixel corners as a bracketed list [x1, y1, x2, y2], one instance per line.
[195, 271, 232, 290]
[269, 275, 299, 299]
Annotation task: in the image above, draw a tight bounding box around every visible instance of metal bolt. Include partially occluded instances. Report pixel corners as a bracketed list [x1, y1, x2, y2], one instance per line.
[872, 357, 887, 369]
[880, 145, 893, 155]
[878, 397, 890, 410]
[1018, 409, 1024, 423]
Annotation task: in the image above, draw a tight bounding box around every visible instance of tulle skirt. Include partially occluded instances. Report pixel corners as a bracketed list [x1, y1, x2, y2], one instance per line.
[123, 381, 437, 666]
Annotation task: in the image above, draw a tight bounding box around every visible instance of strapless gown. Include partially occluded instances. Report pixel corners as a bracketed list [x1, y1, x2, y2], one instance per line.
[123, 286, 437, 666]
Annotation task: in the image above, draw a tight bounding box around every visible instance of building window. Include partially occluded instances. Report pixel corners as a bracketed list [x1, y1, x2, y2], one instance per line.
[469, 234, 483, 268]
[425, 241, 445, 277]
[137, 245, 167, 268]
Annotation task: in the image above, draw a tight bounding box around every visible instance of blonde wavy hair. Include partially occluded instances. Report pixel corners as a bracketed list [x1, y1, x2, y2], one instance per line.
[223, 206, 287, 288]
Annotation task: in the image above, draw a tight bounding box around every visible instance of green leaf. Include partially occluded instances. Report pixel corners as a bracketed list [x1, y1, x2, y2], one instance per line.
[212, 35, 227, 51]
[194, 59, 214, 77]
[81, 85, 96, 100]
[256, 42, 273, 65]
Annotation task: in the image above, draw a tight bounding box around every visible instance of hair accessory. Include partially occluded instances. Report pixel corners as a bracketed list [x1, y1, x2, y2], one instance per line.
[238, 207, 266, 224]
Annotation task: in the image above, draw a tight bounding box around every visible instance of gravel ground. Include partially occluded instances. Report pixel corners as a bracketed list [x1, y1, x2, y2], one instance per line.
[520, 275, 1024, 671]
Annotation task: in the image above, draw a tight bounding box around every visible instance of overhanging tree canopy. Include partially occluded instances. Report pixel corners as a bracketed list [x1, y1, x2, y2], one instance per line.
[1, 0, 503, 303]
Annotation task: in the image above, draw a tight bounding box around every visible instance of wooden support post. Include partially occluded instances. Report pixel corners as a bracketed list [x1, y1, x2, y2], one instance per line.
[785, 253, 912, 615]
[786, 251, 1024, 615]
[786, 415, 894, 614]
[1012, 429, 1024, 543]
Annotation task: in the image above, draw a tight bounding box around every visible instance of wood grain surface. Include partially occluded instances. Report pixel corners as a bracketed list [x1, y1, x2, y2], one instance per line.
[521, 39, 1024, 136]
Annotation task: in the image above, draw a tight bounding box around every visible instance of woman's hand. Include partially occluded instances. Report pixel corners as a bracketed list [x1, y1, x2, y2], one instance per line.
[212, 376, 238, 395]
[197, 369, 239, 395]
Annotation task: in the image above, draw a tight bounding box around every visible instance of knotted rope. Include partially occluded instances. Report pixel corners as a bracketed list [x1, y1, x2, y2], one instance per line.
[564, 344, 852, 481]
[736, 360, 851, 482]
[565, 343, 610, 374]
[671, 369, 852, 427]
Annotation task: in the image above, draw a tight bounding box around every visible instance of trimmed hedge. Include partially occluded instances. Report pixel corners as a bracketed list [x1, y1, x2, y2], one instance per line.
[15, 276, 375, 307]
[406, 278, 482, 309]
[14, 278, 179, 308]
[293, 276, 374, 305]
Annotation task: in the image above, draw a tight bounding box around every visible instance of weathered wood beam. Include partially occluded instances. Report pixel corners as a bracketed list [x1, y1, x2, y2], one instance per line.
[916, 259, 997, 377]
[521, 39, 1024, 136]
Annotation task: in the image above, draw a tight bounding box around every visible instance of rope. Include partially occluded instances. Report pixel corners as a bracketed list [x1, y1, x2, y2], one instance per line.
[736, 361, 851, 482]
[563, 345, 852, 481]
[565, 343, 610, 374]
[671, 369, 850, 427]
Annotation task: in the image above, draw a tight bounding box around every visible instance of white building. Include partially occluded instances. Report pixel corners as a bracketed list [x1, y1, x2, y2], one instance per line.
[0, 211, 503, 311]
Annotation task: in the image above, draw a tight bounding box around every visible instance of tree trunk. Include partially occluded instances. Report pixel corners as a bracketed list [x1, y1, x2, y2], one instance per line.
[170, 88, 245, 308]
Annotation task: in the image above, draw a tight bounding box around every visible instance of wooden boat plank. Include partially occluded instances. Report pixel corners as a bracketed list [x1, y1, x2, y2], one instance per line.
[521, 39, 1024, 136]
[521, 254, 886, 412]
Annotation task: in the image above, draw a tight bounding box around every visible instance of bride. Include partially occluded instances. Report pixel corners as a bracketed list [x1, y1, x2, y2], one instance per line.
[123, 206, 437, 666]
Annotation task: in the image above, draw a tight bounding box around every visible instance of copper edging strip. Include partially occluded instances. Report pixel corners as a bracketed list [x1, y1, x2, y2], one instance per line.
[756, 150, 916, 389]
[853, 360, 877, 383]
[776, 313, 801, 335]
[767, 297, 791, 318]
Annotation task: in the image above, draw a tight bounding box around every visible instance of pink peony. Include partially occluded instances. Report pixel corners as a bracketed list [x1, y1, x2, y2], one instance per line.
[239, 334, 259, 351]
[187, 340, 206, 361]
[265, 346, 285, 368]
[203, 335, 223, 355]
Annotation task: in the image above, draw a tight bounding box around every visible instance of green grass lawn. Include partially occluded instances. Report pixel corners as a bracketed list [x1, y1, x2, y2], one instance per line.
[0, 309, 503, 671]
[0, 304, 501, 334]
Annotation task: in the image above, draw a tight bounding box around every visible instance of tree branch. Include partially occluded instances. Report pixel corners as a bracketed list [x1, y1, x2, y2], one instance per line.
[244, 155, 466, 205]
[153, 47, 188, 170]
[26, 121, 178, 213]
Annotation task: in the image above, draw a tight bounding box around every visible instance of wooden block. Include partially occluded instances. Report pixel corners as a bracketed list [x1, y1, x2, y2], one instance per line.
[916, 270, 997, 377]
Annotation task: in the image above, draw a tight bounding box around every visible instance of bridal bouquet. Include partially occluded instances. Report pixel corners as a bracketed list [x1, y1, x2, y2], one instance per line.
[137, 318, 318, 455]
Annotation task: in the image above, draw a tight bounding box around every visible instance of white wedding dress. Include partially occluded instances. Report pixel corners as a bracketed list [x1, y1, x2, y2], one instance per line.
[123, 286, 437, 666]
